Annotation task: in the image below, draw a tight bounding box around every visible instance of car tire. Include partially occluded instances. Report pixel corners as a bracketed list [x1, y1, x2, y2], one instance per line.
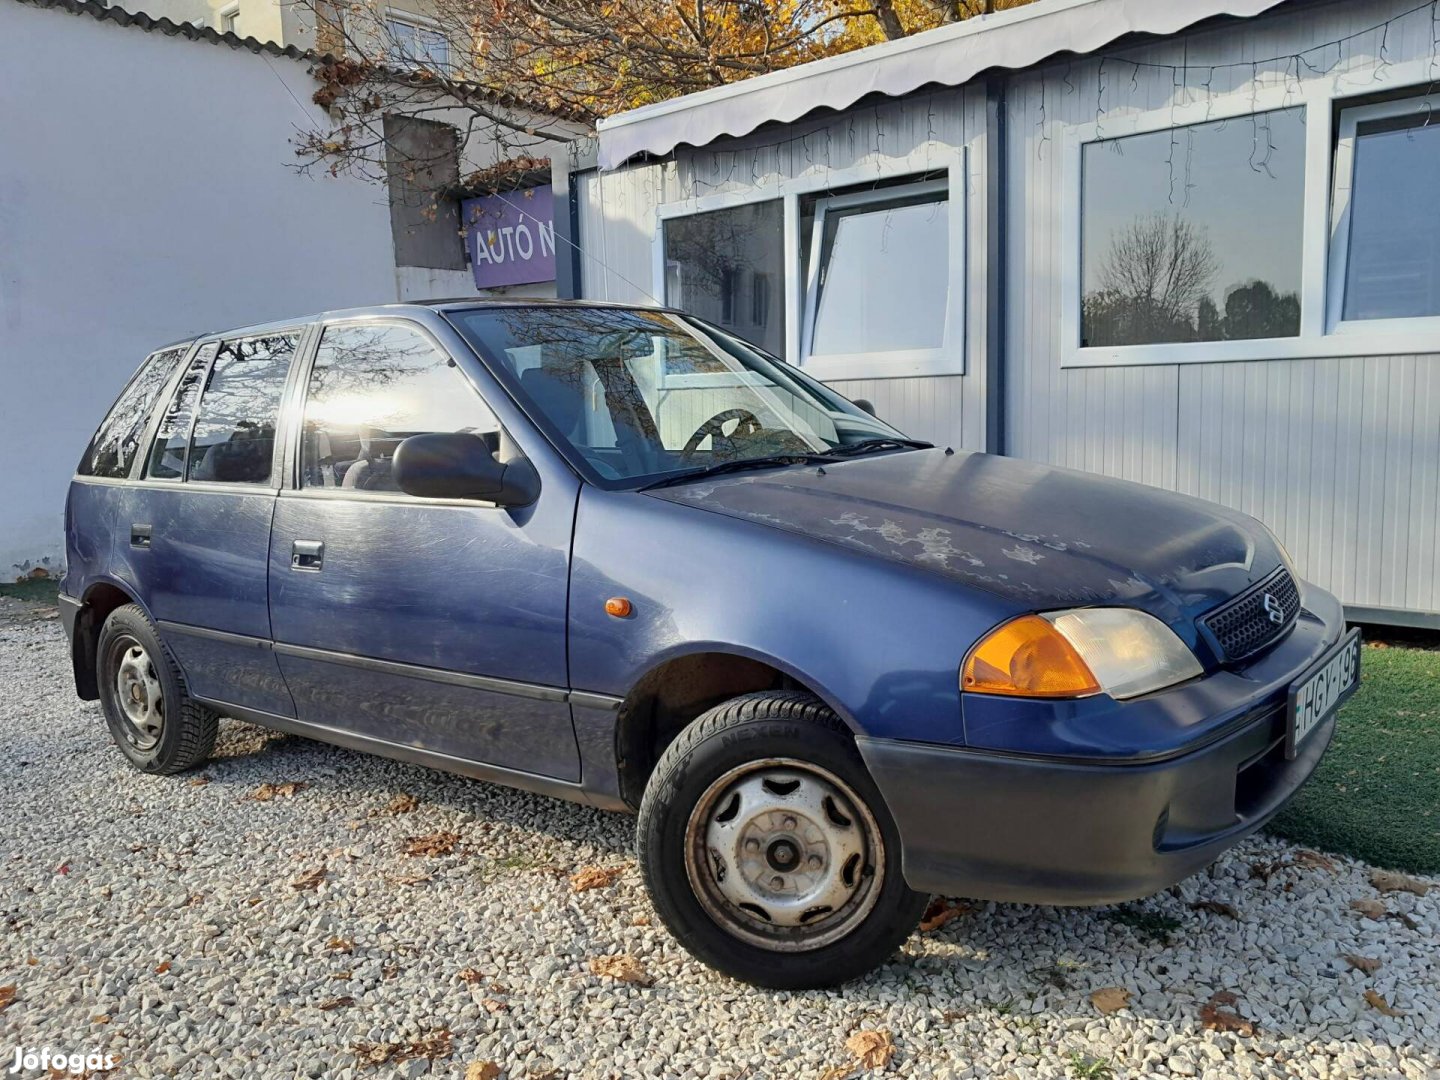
[637, 690, 928, 989]
[96, 604, 218, 775]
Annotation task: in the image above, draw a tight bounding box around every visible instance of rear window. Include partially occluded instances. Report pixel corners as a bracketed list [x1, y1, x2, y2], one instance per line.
[78, 345, 189, 478]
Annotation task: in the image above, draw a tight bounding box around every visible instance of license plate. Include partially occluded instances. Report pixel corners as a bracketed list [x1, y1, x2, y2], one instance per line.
[1286, 628, 1361, 758]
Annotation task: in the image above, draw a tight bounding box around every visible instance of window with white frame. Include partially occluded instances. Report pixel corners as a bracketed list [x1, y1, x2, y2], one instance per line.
[662, 200, 786, 358]
[217, 2, 239, 34]
[802, 179, 950, 361]
[1079, 107, 1306, 349]
[386, 12, 450, 73]
[1331, 94, 1440, 325]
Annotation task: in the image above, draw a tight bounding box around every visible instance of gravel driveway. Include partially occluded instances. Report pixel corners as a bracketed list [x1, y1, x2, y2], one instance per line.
[2, 611, 1437, 1080]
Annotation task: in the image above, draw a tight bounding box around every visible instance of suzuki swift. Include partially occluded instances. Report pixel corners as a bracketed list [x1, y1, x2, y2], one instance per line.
[61, 301, 1359, 988]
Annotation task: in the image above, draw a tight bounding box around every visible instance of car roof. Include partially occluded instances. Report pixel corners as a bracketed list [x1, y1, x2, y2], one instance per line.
[181, 298, 674, 346]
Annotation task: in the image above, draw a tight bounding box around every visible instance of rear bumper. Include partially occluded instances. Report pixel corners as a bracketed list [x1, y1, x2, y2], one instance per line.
[858, 586, 1350, 905]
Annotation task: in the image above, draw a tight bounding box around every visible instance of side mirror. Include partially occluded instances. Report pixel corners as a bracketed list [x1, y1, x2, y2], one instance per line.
[852, 398, 877, 417]
[392, 432, 539, 506]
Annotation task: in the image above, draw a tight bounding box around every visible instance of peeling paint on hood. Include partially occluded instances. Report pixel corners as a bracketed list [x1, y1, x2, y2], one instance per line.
[646, 449, 1283, 622]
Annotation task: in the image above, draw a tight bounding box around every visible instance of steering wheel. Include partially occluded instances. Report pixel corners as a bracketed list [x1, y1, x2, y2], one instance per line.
[680, 408, 764, 463]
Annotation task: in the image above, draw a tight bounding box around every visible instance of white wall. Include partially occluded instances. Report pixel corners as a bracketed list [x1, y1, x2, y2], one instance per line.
[0, 1, 398, 577]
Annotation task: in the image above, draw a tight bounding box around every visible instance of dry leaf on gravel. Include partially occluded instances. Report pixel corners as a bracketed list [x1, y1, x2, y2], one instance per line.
[1350, 898, 1387, 919]
[632, 915, 651, 926]
[589, 954, 653, 986]
[0, 985, 15, 1012]
[404, 831, 460, 857]
[1364, 989, 1405, 1016]
[919, 897, 974, 932]
[250, 781, 306, 802]
[326, 937, 354, 953]
[481, 998, 507, 1014]
[845, 1029, 896, 1070]
[353, 1029, 453, 1067]
[318, 996, 354, 1011]
[384, 793, 419, 814]
[1190, 899, 1240, 919]
[464, 1064, 502, 1080]
[1345, 954, 1383, 974]
[1390, 909, 1420, 931]
[569, 865, 624, 892]
[188, 776, 211, 787]
[1292, 850, 1337, 872]
[1090, 987, 1131, 1015]
[389, 872, 432, 887]
[290, 867, 326, 891]
[153, 961, 171, 974]
[91, 1015, 110, 1025]
[1370, 870, 1431, 896]
[458, 968, 485, 985]
[1200, 991, 1256, 1036]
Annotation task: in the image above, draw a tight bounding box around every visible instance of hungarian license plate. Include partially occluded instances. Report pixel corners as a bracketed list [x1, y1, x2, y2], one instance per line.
[1286, 628, 1361, 758]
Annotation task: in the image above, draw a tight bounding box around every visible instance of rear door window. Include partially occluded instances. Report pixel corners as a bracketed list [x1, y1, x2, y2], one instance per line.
[299, 322, 513, 494]
[78, 345, 189, 478]
[187, 333, 299, 484]
[147, 344, 218, 480]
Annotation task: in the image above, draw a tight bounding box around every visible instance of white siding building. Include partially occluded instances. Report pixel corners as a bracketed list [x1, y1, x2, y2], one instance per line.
[558, 0, 1440, 626]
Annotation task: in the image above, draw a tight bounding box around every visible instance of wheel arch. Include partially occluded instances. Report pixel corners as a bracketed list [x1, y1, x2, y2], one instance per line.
[612, 644, 857, 809]
[70, 578, 147, 700]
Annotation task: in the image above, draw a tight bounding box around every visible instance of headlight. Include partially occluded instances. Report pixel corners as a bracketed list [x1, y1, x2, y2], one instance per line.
[962, 609, 1204, 701]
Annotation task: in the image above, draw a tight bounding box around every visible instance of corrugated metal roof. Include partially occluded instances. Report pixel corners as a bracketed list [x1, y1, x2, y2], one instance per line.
[595, 0, 1295, 170]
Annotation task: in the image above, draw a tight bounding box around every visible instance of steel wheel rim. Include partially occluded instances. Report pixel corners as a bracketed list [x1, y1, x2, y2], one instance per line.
[683, 757, 884, 952]
[112, 636, 164, 751]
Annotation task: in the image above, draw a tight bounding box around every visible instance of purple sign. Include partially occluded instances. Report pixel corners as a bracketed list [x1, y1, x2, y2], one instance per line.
[463, 184, 556, 290]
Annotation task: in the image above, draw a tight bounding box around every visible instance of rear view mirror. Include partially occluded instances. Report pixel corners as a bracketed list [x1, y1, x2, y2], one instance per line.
[852, 398, 877, 417]
[393, 433, 539, 506]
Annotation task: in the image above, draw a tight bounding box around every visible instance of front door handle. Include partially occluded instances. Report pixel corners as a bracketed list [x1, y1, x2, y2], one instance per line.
[291, 539, 324, 572]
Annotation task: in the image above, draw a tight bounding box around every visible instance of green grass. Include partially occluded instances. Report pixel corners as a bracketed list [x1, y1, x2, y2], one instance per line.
[0, 577, 59, 603]
[1270, 643, 1440, 875]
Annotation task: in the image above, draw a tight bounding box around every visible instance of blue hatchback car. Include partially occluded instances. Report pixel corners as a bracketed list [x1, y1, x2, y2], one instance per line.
[62, 301, 1359, 987]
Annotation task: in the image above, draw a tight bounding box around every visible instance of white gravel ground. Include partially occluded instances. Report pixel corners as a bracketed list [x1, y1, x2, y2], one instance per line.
[2, 610, 1437, 1080]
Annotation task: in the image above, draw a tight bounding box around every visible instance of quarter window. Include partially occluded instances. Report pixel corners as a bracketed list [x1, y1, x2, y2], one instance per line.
[1080, 107, 1306, 347]
[147, 344, 217, 480]
[79, 345, 188, 478]
[300, 322, 514, 493]
[1338, 103, 1440, 322]
[187, 334, 297, 484]
[663, 200, 786, 358]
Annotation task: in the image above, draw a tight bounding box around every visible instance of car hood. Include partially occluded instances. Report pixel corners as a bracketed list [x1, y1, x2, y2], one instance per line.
[645, 449, 1283, 624]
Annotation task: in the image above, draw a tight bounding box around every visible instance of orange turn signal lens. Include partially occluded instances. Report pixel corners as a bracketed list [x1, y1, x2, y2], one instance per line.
[962, 615, 1102, 698]
[604, 596, 633, 618]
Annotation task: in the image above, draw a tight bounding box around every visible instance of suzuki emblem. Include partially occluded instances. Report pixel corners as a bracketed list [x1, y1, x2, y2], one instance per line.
[1262, 593, 1285, 625]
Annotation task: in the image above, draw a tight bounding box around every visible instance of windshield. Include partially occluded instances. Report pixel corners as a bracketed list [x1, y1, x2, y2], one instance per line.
[447, 306, 909, 488]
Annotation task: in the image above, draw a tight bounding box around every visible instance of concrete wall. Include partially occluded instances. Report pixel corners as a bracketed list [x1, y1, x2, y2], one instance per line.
[0, 0, 398, 577]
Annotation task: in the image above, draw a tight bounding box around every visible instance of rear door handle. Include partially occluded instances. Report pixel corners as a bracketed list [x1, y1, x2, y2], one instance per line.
[291, 539, 324, 572]
[130, 524, 152, 549]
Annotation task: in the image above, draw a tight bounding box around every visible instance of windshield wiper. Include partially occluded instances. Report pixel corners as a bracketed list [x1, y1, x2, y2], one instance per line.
[823, 437, 934, 458]
[639, 452, 831, 491]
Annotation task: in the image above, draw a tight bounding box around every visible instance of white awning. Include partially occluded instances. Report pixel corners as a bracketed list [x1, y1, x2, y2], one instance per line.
[595, 0, 1291, 170]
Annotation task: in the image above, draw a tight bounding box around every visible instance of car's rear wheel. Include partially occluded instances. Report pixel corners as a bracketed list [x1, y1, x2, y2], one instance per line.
[637, 691, 927, 988]
[96, 604, 217, 774]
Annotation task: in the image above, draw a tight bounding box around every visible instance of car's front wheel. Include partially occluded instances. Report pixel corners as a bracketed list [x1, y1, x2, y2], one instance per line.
[637, 691, 928, 988]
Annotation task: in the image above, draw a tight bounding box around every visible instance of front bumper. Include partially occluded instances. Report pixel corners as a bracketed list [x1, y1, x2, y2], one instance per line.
[858, 583, 1349, 906]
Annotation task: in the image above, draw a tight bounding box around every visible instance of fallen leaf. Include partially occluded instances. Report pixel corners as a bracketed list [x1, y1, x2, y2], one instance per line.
[318, 996, 354, 1011]
[404, 831, 460, 857]
[589, 954, 653, 986]
[290, 867, 326, 891]
[188, 776, 211, 787]
[845, 1029, 896, 1070]
[1090, 987, 1131, 1015]
[251, 781, 306, 801]
[352, 1029, 453, 1066]
[1389, 910, 1420, 931]
[331, 971, 352, 981]
[1370, 870, 1431, 896]
[631, 915, 651, 927]
[384, 792, 419, 814]
[458, 967, 485, 985]
[481, 997, 507, 1013]
[464, 1064, 502, 1080]
[1344, 954, 1382, 974]
[1350, 898, 1387, 918]
[1199, 991, 1256, 1036]
[91, 1015, 110, 1025]
[1190, 899, 1240, 919]
[1364, 989, 1405, 1016]
[0, 985, 15, 1012]
[1292, 850, 1336, 872]
[389, 872, 432, 887]
[919, 897, 975, 932]
[153, 961, 171, 974]
[569, 865, 624, 892]
[326, 937, 354, 953]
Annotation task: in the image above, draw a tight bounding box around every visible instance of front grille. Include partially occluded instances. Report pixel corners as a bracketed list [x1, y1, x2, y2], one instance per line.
[1200, 566, 1300, 663]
